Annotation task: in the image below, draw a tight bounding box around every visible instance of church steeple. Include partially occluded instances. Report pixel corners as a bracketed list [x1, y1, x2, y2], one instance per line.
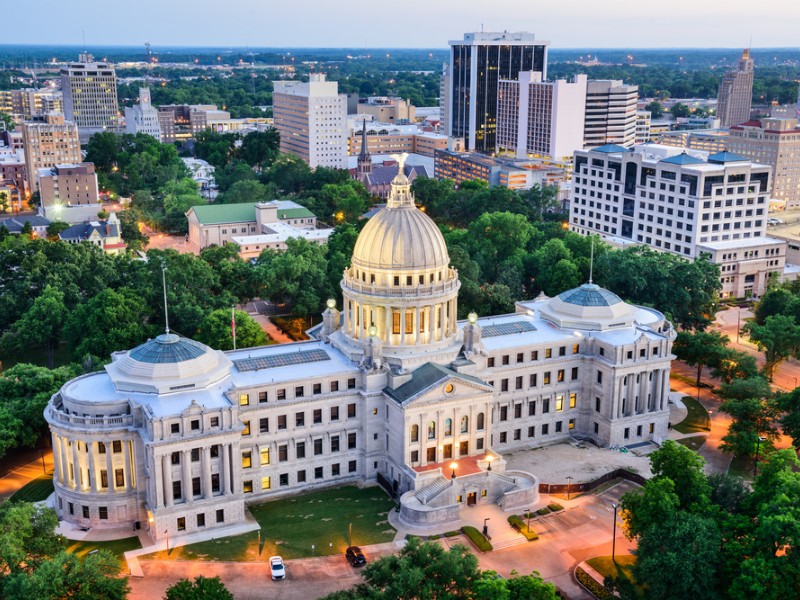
[357, 119, 372, 178]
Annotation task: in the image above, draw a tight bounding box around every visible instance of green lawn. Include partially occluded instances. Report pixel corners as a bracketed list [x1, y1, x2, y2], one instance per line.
[676, 435, 707, 452]
[143, 485, 396, 562]
[587, 555, 639, 590]
[673, 396, 710, 434]
[8, 474, 54, 503]
[728, 454, 756, 481]
[67, 537, 142, 568]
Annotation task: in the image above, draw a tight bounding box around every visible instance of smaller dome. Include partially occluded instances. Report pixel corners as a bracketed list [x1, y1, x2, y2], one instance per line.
[557, 284, 623, 307]
[129, 333, 207, 364]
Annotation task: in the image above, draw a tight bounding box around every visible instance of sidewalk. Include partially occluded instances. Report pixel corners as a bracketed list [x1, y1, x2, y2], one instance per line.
[0, 450, 53, 501]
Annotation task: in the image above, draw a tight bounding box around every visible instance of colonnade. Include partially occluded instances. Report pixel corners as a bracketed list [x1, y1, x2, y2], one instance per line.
[51, 434, 135, 493]
[344, 297, 459, 344]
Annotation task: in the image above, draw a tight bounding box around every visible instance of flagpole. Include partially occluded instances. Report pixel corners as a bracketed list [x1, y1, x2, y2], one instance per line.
[232, 305, 236, 350]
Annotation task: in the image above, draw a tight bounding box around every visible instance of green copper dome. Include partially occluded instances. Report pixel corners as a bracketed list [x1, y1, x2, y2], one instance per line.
[129, 333, 208, 364]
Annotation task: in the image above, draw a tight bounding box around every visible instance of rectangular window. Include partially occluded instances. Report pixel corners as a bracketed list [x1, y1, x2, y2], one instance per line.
[98, 442, 106, 454]
[499, 432, 507, 443]
[349, 460, 357, 473]
[279, 445, 288, 462]
[277, 389, 286, 400]
[191, 420, 200, 431]
[173, 480, 182, 500]
[242, 451, 252, 468]
[82, 505, 89, 519]
[572, 344, 580, 354]
[348, 378, 356, 390]
[258, 391, 268, 403]
[239, 394, 249, 406]
[557, 369, 565, 382]
[559, 346, 566, 357]
[332, 463, 341, 476]
[113, 441, 123, 453]
[260, 448, 270, 466]
[569, 419, 575, 430]
[487, 357, 495, 368]
[392, 311, 400, 334]
[297, 470, 306, 483]
[331, 381, 339, 393]
[650, 423, 655, 434]
[624, 427, 630, 439]
[411, 450, 419, 463]
[544, 372, 551, 385]
[279, 474, 289, 486]
[197, 513, 206, 527]
[637, 425, 643, 437]
[192, 477, 201, 497]
[191, 448, 199, 462]
[295, 412, 305, 427]
[597, 371, 603, 384]
[348, 432, 357, 449]
[313, 383, 322, 395]
[502, 355, 510, 366]
[594, 422, 599, 434]
[313, 409, 322, 424]
[516, 352, 524, 363]
[555, 421, 563, 433]
[242, 420, 251, 436]
[315, 466, 324, 480]
[514, 403, 522, 419]
[571, 367, 579, 380]
[314, 438, 323, 455]
[259, 417, 269, 433]
[115, 468, 124, 487]
[171, 452, 180, 465]
[531, 350, 539, 361]
[595, 397, 601, 412]
[405, 311, 414, 334]
[210, 445, 219, 458]
[216, 509, 224, 523]
[528, 426, 535, 438]
[513, 429, 521, 441]
[278, 415, 287, 430]
[543, 399, 550, 413]
[515, 376, 523, 390]
[555, 396, 564, 412]
[500, 406, 508, 421]
[476, 438, 484, 450]
[210, 417, 219, 427]
[177, 517, 186, 531]
[243, 480, 253, 494]
[545, 348, 552, 359]
[296, 442, 306, 459]
[331, 435, 340, 452]
[348, 403, 356, 418]
[100, 470, 108, 488]
[529, 373, 537, 387]
[212, 473, 220, 493]
[171, 423, 180, 434]
[570, 393, 577, 409]
[501, 379, 509, 392]
[331, 406, 340, 421]
[528, 401, 536, 416]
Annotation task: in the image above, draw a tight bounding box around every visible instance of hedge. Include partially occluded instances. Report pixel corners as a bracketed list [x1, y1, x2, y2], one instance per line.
[462, 526, 492, 552]
[507, 515, 539, 541]
[444, 530, 461, 537]
[428, 534, 441, 540]
[537, 507, 551, 515]
[575, 566, 614, 599]
[548, 503, 564, 512]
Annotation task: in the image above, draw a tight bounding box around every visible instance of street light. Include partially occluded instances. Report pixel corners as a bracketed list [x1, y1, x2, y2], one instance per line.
[566, 476, 574, 501]
[483, 517, 491, 539]
[754, 435, 767, 477]
[526, 508, 531, 533]
[450, 462, 457, 480]
[165, 529, 169, 556]
[611, 503, 618, 563]
[486, 455, 493, 471]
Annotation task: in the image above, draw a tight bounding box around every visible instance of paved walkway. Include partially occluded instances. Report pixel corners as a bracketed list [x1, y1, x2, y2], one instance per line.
[0, 450, 53, 501]
[242, 301, 294, 344]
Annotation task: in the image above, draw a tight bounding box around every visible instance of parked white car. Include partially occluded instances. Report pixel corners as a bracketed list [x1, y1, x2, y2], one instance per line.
[270, 556, 286, 581]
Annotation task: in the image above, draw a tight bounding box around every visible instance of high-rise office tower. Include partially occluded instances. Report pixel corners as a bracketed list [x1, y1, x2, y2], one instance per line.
[496, 72, 587, 161]
[125, 88, 162, 141]
[583, 80, 638, 148]
[272, 74, 348, 169]
[21, 113, 82, 193]
[61, 53, 119, 142]
[447, 32, 549, 153]
[716, 49, 754, 128]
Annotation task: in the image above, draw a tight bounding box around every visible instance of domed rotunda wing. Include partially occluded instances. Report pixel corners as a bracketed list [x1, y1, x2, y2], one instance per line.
[537, 283, 638, 331]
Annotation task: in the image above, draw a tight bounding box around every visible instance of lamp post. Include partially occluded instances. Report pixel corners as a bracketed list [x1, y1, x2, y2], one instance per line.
[483, 517, 490, 540]
[754, 435, 767, 477]
[450, 462, 457, 480]
[486, 454, 493, 471]
[526, 508, 531, 533]
[611, 503, 618, 563]
[165, 530, 169, 556]
[348, 522, 352, 548]
[40, 450, 46, 474]
[566, 476, 573, 501]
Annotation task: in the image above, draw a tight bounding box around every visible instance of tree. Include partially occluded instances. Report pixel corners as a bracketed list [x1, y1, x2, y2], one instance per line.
[632, 512, 722, 600]
[199, 243, 261, 302]
[775, 387, 800, 449]
[195, 309, 269, 351]
[215, 179, 272, 205]
[620, 477, 680, 539]
[743, 314, 800, 380]
[649, 439, 710, 511]
[0, 502, 64, 580]
[257, 238, 330, 315]
[325, 223, 360, 303]
[645, 100, 664, 118]
[467, 212, 534, 279]
[0, 285, 68, 368]
[46, 221, 71, 240]
[710, 347, 759, 384]
[164, 576, 233, 600]
[0, 191, 8, 213]
[673, 329, 729, 386]
[670, 102, 691, 118]
[0, 111, 14, 131]
[239, 129, 280, 169]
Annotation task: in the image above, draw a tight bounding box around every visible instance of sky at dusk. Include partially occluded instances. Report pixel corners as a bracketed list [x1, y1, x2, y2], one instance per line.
[15, 0, 800, 49]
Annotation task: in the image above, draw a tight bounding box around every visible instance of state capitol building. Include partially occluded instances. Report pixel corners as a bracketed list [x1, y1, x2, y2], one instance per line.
[45, 164, 676, 540]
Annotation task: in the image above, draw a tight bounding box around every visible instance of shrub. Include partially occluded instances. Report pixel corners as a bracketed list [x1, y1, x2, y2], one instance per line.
[462, 526, 492, 552]
[507, 515, 539, 541]
[444, 530, 461, 537]
[575, 566, 614, 599]
[537, 507, 551, 515]
[428, 534, 441, 540]
[548, 503, 564, 512]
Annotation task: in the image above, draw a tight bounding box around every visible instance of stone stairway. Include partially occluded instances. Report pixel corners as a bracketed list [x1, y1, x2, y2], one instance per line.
[414, 476, 451, 504]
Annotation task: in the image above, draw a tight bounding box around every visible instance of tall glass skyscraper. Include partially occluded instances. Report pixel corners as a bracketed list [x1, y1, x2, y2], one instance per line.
[446, 32, 549, 154]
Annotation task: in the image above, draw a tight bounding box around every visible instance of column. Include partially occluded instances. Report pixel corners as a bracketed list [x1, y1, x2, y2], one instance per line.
[220, 444, 228, 496]
[51, 434, 62, 484]
[660, 370, 668, 411]
[650, 371, 658, 412]
[87, 441, 97, 493]
[415, 306, 421, 344]
[182, 450, 192, 504]
[123, 440, 133, 491]
[153, 450, 163, 508]
[384, 306, 392, 344]
[202, 447, 213, 500]
[71, 440, 80, 489]
[60, 436, 70, 486]
[106, 442, 114, 492]
[343, 299, 350, 335]
[162, 454, 173, 507]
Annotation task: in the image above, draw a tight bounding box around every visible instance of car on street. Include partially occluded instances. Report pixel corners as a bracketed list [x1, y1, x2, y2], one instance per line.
[270, 556, 286, 580]
[767, 217, 783, 225]
[345, 545, 367, 567]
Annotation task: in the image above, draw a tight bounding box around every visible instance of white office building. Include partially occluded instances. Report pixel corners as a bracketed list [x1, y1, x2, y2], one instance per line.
[272, 74, 348, 169]
[125, 88, 162, 141]
[497, 72, 587, 161]
[570, 144, 784, 298]
[583, 80, 638, 149]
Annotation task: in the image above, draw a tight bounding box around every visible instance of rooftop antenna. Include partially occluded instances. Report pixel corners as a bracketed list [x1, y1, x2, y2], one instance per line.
[589, 237, 595, 285]
[161, 265, 170, 334]
[144, 41, 151, 87]
[82, 30, 86, 53]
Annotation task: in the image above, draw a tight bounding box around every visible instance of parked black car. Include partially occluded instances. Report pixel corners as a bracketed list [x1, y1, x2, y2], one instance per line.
[345, 545, 367, 567]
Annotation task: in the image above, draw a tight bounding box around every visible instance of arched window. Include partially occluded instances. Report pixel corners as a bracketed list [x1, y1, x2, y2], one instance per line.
[410, 424, 419, 443]
[427, 421, 436, 440]
[444, 418, 452, 436]
[477, 412, 485, 431]
[461, 416, 469, 433]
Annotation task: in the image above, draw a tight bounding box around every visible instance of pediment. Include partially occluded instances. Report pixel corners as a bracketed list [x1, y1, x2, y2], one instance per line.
[384, 362, 493, 407]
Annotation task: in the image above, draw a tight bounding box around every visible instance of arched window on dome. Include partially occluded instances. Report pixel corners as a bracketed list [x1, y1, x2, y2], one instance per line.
[461, 416, 469, 433]
[477, 412, 485, 431]
[444, 418, 452, 436]
[427, 421, 436, 440]
[410, 424, 419, 442]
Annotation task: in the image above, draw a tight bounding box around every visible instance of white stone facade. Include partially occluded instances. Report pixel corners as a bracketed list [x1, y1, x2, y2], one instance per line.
[46, 165, 674, 540]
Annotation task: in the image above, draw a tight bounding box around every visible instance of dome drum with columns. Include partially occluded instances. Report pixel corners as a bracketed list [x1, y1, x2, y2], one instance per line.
[340, 154, 460, 349]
